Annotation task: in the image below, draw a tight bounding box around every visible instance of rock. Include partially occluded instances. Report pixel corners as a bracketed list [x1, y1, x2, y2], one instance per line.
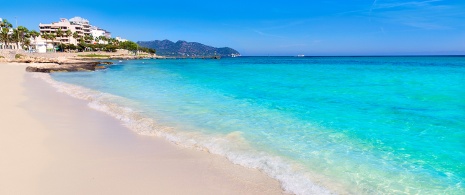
[99, 61, 113, 65]
[26, 62, 107, 73]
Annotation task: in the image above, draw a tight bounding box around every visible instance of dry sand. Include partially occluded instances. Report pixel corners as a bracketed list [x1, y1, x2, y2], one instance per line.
[0, 63, 285, 195]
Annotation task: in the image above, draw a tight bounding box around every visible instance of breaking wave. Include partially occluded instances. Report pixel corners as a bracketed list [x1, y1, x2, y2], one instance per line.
[32, 73, 332, 195]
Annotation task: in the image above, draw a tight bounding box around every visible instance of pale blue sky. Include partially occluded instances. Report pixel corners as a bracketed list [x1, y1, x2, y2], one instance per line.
[2, 0, 465, 55]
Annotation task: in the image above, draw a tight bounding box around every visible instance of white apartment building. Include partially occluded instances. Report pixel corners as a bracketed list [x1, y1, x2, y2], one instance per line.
[32, 17, 128, 52]
[91, 26, 111, 44]
[115, 36, 127, 43]
[39, 17, 90, 45]
[38, 17, 113, 46]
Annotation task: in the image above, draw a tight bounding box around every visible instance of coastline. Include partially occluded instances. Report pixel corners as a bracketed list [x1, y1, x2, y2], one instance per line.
[0, 63, 286, 194]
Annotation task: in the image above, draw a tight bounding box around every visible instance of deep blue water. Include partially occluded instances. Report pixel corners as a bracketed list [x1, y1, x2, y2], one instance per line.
[51, 56, 465, 194]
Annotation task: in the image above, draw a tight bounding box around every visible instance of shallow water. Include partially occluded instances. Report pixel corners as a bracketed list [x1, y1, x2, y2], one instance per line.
[51, 56, 465, 194]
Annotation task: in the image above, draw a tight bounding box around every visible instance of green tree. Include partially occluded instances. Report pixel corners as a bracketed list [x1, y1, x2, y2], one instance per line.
[104, 44, 118, 52]
[119, 41, 139, 53]
[148, 48, 156, 55]
[22, 38, 31, 50]
[108, 38, 119, 46]
[29, 30, 40, 41]
[69, 44, 77, 51]
[40, 33, 49, 51]
[98, 36, 107, 44]
[78, 41, 87, 51]
[48, 33, 56, 50]
[0, 19, 13, 49]
[56, 28, 63, 38]
[14, 26, 29, 49]
[41, 32, 56, 52]
[73, 32, 81, 40]
[55, 28, 63, 50]
[40, 32, 48, 43]
[94, 36, 100, 46]
[65, 30, 72, 42]
[28, 30, 40, 51]
[11, 29, 19, 48]
[63, 30, 72, 52]
[83, 34, 93, 44]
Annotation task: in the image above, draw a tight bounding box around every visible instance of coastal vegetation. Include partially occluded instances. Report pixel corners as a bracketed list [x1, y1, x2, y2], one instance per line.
[14, 54, 24, 59]
[77, 54, 111, 58]
[0, 18, 155, 55]
[1, 19, 32, 49]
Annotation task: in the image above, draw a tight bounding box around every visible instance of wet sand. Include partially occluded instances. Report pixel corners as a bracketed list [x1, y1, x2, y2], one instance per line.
[0, 63, 285, 195]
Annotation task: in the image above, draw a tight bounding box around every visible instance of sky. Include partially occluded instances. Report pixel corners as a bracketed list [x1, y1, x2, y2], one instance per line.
[2, 0, 465, 56]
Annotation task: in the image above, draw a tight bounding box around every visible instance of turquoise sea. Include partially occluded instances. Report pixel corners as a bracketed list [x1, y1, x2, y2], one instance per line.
[50, 56, 465, 194]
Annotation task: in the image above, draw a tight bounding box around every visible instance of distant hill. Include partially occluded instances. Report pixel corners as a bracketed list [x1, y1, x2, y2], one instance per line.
[137, 40, 240, 57]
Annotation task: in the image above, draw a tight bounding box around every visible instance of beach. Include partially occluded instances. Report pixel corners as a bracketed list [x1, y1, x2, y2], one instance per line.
[0, 63, 285, 195]
[2, 56, 464, 194]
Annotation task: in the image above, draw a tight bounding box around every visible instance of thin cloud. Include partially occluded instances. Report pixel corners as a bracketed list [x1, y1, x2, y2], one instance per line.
[279, 43, 308, 48]
[380, 27, 386, 34]
[402, 21, 451, 30]
[370, 0, 378, 16]
[368, 0, 458, 30]
[262, 20, 309, 31]
[253, 30, 286, 38]
[373, 0, 443, 9]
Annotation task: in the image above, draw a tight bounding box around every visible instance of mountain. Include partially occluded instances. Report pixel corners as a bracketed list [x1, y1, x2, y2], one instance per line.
[137, 40, 240, 57]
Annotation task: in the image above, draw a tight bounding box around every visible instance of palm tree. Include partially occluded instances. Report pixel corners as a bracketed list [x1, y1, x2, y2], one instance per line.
[15, 26, 29, 49]
[72, 31, 80, 42]
[98, 36, 107, 44]
[41, 32, 57, 52]
[48, 33, 57, 52]
[55, 28, 63, 42]
[40, 33, 49, 51]
[11, 29, 19, 49]
[27, 30, 39, 52]
[41, 32, 48, 43]
[65, 30, 72, 41]
[29, 30, 40, 46]
[109, 38, 119, 46]
[1, 28, 11, 49]
[64, 30, 72, 52]
[84, 34, 93, 44]
[0, 19, 13, 49]
[22, 38, 31, 50]
[55, 28, 64, 52]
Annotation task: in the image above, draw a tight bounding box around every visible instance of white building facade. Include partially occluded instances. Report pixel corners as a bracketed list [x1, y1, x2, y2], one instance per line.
[90, 26, 111, 44]
[38, 17, 116, 46]
[115, 36, 127, 42]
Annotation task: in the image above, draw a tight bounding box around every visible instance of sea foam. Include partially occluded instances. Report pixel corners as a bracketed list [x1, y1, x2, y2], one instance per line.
[32, 73, 332, 195]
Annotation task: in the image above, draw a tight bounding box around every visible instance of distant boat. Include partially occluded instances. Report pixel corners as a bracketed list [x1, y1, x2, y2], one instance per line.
[297, 54, 305, 57]
[231, 54, 241, 58]
[118, 60, 123, 62]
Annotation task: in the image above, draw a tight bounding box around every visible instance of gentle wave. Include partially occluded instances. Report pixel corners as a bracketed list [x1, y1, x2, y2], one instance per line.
[32, 73, 332, 195]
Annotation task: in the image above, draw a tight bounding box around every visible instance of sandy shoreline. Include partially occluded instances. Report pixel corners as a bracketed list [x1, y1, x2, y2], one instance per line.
[0, 63, 285, 194]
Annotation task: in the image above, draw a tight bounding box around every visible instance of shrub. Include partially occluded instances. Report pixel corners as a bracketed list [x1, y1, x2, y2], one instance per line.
[77, 54, 111, 58]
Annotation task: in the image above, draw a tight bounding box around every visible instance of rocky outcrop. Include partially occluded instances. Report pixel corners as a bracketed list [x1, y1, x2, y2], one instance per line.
[25, 62, 108, 73]
[15, 53, 113, 73]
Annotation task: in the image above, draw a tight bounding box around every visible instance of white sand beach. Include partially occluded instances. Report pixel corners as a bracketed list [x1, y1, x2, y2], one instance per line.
[0, 63, 285, 194]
